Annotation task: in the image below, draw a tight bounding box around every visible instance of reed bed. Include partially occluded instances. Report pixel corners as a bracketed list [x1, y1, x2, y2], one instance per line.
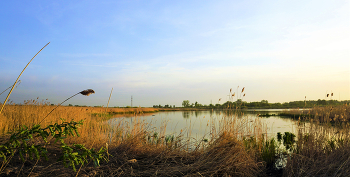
[283, 121, 350, 176]
[2, 96, 349, 176]
[279, 104, 350, 176]
[281, 104, 350, 124]
[0, 101, 270, 176]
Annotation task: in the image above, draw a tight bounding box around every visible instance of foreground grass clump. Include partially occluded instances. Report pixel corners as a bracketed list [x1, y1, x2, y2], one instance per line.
[0, 119, 107, 172]
[283, 122, 350, 176]
[279, 104, 350, 176]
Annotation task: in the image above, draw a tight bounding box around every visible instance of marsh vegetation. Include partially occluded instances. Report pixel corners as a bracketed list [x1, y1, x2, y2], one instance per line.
[1, 45, 350, 176]
[1, 101, 350, 176]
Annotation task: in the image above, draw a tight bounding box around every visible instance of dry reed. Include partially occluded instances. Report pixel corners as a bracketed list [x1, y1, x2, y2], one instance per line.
[0, 42, 50, 114]
[1, 103, 268, 176]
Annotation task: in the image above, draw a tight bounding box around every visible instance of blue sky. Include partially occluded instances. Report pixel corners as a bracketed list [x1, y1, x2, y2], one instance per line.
[0, 0, 349, 107]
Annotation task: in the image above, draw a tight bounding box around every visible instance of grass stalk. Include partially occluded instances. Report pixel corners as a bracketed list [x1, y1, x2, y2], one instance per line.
[39, 89, 95, 124]
[0, 80, 21, 96]
[106, 87, 113, 111]
[0, 42, 50, 114]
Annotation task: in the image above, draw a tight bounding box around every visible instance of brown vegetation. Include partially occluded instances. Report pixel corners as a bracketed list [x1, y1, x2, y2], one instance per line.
[0, 101, 268, 176]
[1, 98, 350, 176]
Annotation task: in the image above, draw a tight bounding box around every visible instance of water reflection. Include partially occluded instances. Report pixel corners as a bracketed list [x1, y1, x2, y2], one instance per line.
[182, 111, 190, 119]
[107, 109, 300, 141]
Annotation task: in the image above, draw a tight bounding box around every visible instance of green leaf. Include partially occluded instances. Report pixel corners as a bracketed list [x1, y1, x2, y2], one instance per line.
[72, 152, 78, 156]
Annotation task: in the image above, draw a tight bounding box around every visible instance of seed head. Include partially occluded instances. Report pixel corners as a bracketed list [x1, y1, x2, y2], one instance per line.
[327, 94, 329, 97]
[241, 87, 245, 93]
[80, 89, 95, 96]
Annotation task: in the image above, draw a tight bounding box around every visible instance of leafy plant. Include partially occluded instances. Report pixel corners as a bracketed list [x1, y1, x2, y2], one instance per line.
[277, 132, 296, 151]
[0, 119, 108, 172]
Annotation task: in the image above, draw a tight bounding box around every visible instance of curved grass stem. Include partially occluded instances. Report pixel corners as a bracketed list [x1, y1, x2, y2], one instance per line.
[0, 42, 50, 114]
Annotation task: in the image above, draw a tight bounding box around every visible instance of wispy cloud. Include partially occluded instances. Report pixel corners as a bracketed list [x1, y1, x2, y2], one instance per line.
[59, 53, 113, 58]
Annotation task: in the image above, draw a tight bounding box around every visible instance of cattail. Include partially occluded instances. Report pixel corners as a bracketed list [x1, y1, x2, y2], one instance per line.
[232, 93, 235, 97]
[327, 94, 329, 97]
[39, 89, 95, 124]
[243, 94, 246, 97]
[219, 98, 222, 101]
[242, 87, 245, 93]
[331, 93, 333, 96]
[230, 88, 232, 93]
[80, 89, 95, 96]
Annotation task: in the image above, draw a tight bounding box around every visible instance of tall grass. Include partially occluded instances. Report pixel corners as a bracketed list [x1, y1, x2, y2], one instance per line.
[281, 104, 350, 124]
[4, 100, 350, 176]
[279, 104, 350, 176]
[284, 121, 350, 176]
[1, 100, 271, 176]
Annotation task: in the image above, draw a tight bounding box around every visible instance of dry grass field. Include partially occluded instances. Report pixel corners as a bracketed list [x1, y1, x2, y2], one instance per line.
[1, 95, 350, 176]
[0, 100, 270, 176]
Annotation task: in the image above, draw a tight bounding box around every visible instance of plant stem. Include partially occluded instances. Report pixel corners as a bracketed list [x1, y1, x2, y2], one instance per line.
[0, 42, 50, 114]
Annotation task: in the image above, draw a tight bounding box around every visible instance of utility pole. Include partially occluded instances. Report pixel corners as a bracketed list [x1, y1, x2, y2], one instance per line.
[131, 96, 133, 108]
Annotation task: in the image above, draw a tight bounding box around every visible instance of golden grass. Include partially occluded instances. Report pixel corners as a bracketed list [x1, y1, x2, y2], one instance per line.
[283, 121, 350, 176]
[0, 42, 50, 114]
[2, 97, 349, 176]
[282, 104, 350, 124]
[0, 102, 166, 146]
[279, 104, 350, 176]
[0, 101, 268, 176]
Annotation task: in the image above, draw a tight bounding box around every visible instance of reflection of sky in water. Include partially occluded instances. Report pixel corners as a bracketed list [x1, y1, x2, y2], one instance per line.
[108, 109, 299, 140]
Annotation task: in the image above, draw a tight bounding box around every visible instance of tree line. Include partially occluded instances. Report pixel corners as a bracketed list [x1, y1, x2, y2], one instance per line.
[181, 99, 350, 109]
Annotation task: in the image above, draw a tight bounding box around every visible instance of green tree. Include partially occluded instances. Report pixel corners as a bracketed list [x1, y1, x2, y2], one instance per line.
[182, 100, 190, 107]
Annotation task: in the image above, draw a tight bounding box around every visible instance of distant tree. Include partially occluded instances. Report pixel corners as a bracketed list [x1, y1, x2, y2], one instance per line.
[260, 100, 268, 104]
[317, 99, 326, 105]
[182, 100, 190, 107]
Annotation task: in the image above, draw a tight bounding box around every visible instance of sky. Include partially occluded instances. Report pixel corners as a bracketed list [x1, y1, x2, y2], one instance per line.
[0, 0, 349, 107]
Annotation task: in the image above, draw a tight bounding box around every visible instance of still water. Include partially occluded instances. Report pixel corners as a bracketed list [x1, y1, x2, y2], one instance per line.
[108, 109, 300, 141]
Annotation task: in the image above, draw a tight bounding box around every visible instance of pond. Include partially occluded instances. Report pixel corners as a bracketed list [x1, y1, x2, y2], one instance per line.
[107, 109, 301, 141]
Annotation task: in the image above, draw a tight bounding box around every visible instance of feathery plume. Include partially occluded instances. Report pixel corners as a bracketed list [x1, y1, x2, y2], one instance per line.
[80, 89, 95, 96]
[39, 89, 95, 124]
